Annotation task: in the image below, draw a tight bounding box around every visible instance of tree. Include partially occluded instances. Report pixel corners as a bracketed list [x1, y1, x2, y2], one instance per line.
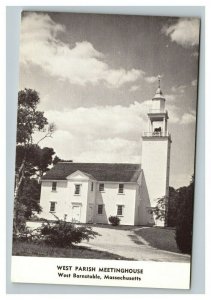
[52, 156, 73, 165]
[154, 186, 190, 227]
[14, 89, 55, 233]
[16, 145, 55, 180]
[15, 178, 42, 229]
[175, 178, 194, 254]
[17, 89, 48, 145]
[154, 177, 194, 254]
[167, 187, 180, 227]
[154, 196, 167, 224]
[36, 147, 55, 178]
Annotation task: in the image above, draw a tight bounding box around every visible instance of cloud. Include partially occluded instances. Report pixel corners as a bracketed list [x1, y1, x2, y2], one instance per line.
[165, 94, 176, 102]
[192, 51, 199, 57]
[180, 112, 196, 124]
[130, 85, 140, 92]
[34, 99, 194, 163]
[70, 138, 141, 163]
[166, 103, 180, 123]
[34, 100, 151, 163]
[191, 79, 197, 87]
[20, 12, 144, 88]
[145, 74, 164, 84]
[44, 101, 150, 141]
[162, 18, 200, 48]
[145, 76, 158, 83]
[171, 85, 187, 94]
[166, 103, 196, 125]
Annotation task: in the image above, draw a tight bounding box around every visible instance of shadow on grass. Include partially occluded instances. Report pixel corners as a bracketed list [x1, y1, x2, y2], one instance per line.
[127, 234, 144, 245]
[133, 227, 182, 253]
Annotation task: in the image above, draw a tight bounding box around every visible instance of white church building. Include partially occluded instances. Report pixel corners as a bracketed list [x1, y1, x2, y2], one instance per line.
[39, 80, 172, 227]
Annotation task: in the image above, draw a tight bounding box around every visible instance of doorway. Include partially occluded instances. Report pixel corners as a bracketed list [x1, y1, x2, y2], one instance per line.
[72, 205, 81, 223]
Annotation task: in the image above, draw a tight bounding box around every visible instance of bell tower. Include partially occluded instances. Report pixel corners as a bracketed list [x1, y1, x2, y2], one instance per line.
[141, 76, 171, 226]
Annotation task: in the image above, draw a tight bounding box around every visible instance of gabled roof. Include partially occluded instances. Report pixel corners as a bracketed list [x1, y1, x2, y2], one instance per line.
[66, 170, 96, 180]
[42, 162, 142, 183]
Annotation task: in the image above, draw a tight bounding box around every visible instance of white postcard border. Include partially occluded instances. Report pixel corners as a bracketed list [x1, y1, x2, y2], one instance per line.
[11, 256, 190, 289]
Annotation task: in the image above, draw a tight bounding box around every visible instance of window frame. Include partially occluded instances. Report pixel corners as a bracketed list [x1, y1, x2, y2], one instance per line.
[74, 184, 81, 195]
[99, 183, 104, 192]
[118, 183, 124, 194]
[98, 204, 103, 215]
[52, 181, 57, 191]
[49, 201, 56, 212]
[117, 205, 124, 216]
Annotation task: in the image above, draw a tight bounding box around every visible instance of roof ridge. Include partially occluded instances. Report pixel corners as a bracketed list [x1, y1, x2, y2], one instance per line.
[42, 162, 142, 182]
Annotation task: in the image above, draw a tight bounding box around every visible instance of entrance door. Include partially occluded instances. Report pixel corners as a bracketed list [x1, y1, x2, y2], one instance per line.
[72, 205, 81, 223]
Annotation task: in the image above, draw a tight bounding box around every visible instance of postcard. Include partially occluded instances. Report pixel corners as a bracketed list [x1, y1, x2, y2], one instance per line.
[11, 11, 200, 289]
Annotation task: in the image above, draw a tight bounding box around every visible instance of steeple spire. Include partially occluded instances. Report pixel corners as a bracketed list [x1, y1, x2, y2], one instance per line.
[158, 74, 161, 89]
[153, 74, 165, 99]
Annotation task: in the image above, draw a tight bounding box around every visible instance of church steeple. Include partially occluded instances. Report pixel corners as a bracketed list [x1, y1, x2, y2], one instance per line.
[143, 75, 170, 138]
[141, 76, 172, 226]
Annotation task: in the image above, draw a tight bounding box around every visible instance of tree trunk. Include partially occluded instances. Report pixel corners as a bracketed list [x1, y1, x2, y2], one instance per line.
[13, 158, 26, 234]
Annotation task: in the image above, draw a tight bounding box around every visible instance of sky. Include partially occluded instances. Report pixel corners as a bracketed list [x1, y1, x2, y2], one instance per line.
[18, 11, 200, 188]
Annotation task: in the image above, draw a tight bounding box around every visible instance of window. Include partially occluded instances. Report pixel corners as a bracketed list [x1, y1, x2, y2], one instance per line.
[50, 202, 56, 212]
[118, 184, 124, 194]
[98, 205, 103, 214]
[91, 182, 94, 191]
[52, 181, 57, 191]
[74, 184, 81, 195]
[117, 205, 123, 216]
[99, 183, 104, 192]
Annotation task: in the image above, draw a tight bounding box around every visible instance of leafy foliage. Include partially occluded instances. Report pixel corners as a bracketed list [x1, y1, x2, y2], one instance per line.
[40, 221, 98, 247]
[154, 197, 166, 223]
[16, 145, 55, 178]
[18, 178, 42, 219]
[167, 187, 180, 227]
[17, 89, 48, 145]
[13, 178, 42, 233]
[13, 201, 28, 234]
[154, 187, 179, 227]
[14, 89, 56, 234]
[154, 178, 194, 254]
[53, 156, 73, 165]
[108, 216, 120, 226]
[175, 179, 194, 254]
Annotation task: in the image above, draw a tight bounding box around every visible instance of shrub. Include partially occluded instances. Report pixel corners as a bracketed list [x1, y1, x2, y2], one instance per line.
[108, 216, 120, 226]
[13, 227, 42, 243]
[40, 221, 98, 247]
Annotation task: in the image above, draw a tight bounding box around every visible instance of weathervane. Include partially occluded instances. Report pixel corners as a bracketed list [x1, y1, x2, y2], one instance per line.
[158, 74, 161, 89]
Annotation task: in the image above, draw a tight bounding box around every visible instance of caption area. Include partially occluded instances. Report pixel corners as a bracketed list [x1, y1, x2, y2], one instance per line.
[11, 256, 191, 288]
[57, 265, 143, 281]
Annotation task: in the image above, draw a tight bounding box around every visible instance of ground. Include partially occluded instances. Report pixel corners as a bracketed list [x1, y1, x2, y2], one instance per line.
[18, 222, 190, 262]
[12, 241, 127, 260]
[80, 226, 190, 262]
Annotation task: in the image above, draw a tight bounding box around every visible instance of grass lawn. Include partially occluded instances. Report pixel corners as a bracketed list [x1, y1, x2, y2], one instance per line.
[12, 240, 127, 260]
[134, 227, 181, 253]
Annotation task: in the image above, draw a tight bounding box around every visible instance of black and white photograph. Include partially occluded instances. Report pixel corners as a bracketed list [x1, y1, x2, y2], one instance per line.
[11, 10, 200, 288]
